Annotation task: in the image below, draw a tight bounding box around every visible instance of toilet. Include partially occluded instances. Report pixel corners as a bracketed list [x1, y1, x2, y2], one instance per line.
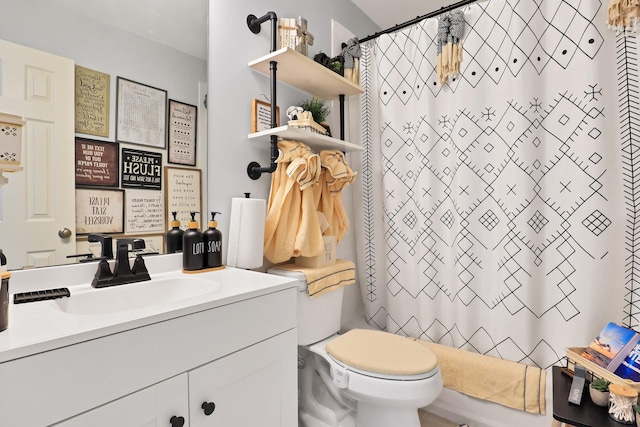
[268, 267, 443, 427]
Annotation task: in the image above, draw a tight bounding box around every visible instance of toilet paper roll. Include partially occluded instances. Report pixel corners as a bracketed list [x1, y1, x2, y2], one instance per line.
[226, 197, 266, 269]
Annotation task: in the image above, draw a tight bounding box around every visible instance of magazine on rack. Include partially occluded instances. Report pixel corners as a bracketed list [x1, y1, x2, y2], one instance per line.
[580, 322, 640, 372]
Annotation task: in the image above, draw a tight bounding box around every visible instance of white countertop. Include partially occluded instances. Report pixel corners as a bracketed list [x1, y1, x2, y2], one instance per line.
[0, 259, 297, 363]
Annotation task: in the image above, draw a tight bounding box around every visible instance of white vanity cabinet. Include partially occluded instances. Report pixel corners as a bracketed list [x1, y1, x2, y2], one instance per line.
[52, 374, 190, 427]
[0, 284, 297, 427]
[189, 330, 296, 427]
[53, 330, 296, 427]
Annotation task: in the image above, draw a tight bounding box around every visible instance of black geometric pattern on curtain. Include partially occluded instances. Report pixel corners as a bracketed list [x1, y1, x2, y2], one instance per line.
[380, 94, 608, 317]
[360, 47, 379, 308]
[375, 0, 604, 104]
[358, 0, 616, 368]
[620, 34, 640, 329]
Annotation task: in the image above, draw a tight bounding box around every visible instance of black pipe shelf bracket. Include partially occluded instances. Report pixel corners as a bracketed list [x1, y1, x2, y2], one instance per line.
[247, 11, 279, 180]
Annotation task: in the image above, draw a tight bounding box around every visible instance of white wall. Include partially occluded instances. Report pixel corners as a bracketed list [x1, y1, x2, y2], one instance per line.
[2, 0, 376, 333]
[207, 1, 379, 327]
[0, 0, 208, 260]
[0, 0, 207, 144]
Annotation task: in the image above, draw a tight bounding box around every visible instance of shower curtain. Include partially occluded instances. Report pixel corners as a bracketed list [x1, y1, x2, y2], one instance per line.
[352, 0, 638, 368]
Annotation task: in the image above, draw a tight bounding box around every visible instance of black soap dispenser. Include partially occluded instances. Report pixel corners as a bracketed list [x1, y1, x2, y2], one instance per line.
[0, 249, 6, 272]
[0, 249, 8, 332]
[183, 211, 204, 271]
[203, 212, 222, 268]
[166, 211, 184, 254]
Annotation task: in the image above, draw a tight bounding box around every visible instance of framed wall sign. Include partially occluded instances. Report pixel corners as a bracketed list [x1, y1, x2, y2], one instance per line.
[75, 188, 124, 234]
[75, 65, 110, 137]
[127, 233, 165, 255]
[125, 189, 165, 234]
[116, 77, 167, 148]
[251, 99, 280, 133]
[165, 166, 202, 229]
[75, 138, 119, 187]
[121, 147, 162, 190]
[168, 99, 197, 166]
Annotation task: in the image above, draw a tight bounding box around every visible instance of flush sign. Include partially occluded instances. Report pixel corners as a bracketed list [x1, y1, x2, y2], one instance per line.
[121, 147, 162, 190]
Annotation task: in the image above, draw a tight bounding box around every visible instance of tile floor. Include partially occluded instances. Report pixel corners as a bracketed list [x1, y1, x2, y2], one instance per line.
[419, 409, 461, 427]
[296, 410, 464, 427]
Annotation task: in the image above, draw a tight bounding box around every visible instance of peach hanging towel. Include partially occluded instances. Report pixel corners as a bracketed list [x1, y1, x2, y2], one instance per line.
[313, 150, 357, 243]
[264, 140, 325, 264]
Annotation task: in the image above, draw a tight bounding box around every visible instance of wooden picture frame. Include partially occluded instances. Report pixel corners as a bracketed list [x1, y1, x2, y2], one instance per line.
[116, 77, 167, 148]
[124, 189, 165, 234]
[75, 65, 110, 137]
[127, 233, 165, 255]
[124, 233, 165, 255]
[75, 188, 124, 235]
[165, 166, 202, 230]
[74, 138, 119, 187]
[251, 99, 280, 133]
[168, 99, 197, 166]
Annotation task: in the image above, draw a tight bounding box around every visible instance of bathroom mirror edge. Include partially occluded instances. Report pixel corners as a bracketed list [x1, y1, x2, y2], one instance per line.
[0, 0, 208, 270]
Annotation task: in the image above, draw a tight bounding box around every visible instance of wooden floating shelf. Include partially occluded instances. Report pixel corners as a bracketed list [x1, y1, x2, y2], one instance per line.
[248, 125, 364, 153]
[248, 48, 364, 100]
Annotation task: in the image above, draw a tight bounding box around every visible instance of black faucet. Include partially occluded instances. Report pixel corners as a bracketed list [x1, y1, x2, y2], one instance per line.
[91, 239, 151, 288]
[87, 234, 114, 260]
[65, 234, 114, 263]
[66, 252, 97, 262]
[116, 238, 145, 252]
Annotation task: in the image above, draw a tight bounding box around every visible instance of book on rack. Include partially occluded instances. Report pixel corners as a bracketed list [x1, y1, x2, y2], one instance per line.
[580, 322, 640, 372]
[614, 342, 640, 382]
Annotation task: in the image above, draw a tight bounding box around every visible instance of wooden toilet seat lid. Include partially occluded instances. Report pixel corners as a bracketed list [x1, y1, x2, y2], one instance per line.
[326, 329, 438, 376]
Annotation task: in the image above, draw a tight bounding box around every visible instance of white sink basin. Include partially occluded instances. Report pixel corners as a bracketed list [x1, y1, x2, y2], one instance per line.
[51, 276, 221, 315]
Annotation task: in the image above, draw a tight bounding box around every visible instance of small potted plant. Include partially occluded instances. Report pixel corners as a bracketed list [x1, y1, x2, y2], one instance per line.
[589, 377, 611, 407]
[299, 97, 331, 134]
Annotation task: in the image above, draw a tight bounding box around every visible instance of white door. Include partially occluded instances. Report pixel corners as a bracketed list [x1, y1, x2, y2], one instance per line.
[0, 39, 75, 269]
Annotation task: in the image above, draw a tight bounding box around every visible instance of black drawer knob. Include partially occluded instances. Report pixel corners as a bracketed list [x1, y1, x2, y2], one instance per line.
[202, 401, 216, 416]
[170, 415, 185, 427]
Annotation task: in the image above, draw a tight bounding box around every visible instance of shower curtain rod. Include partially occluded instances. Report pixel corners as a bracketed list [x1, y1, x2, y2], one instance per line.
[358, 0, 479, 43]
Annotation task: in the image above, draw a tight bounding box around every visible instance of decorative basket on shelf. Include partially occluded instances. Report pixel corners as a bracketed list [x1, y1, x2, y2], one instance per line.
[566, 347, 640, 392]
[287, 111, 329, 136]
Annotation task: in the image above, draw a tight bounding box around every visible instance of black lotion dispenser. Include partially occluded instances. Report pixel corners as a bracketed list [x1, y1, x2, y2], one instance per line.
[203, 212, 222, 268]
[183, 211, 204, 271]
[166, 211, 184, 254]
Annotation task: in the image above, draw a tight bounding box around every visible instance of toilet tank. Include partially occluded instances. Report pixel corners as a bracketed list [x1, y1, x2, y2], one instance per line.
[267, 267, 344, 346]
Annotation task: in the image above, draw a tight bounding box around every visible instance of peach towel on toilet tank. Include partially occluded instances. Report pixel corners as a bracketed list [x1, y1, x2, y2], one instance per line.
[416, 340, 546, 415]
[273, 259, 355, 297]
